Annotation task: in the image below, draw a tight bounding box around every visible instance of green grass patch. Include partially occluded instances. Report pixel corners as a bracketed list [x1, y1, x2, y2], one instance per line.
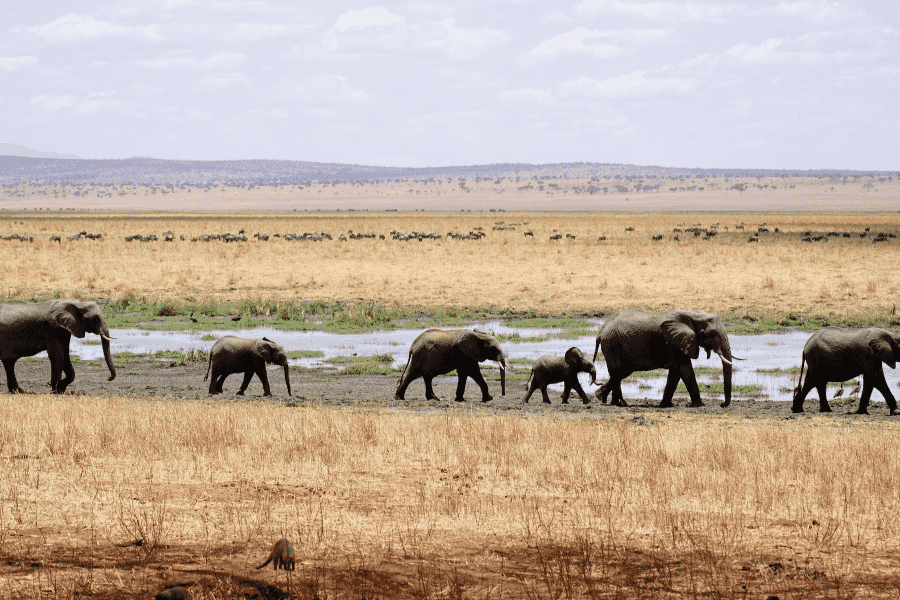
[674, 382, 766, 398]
[756, 366, 802, 375]
[199, 334, 217, 341]
[329, 353, 394, 364]
[287, 350, 325, 359]
[80, 340, 101, 345]
[553, 328, 597, 340]
[503, 316, 595, 329]
[622, 369, 668, 382]
[495, 332, 551, 343]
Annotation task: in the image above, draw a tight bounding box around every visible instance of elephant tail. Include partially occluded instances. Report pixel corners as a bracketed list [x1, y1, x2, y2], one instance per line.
[203, 355, 212, 381]
[794, 356, 806, 399]
[397, 349, 412, 383]
[525, 368, 533, 388]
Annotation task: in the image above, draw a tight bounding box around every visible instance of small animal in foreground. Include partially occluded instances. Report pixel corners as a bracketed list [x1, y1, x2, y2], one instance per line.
[257, 539, 296, 570]
[156, 586, 190, 600]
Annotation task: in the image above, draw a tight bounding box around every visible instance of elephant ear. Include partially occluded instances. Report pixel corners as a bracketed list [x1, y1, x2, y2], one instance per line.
[867, 330, 896, 369]
[252, 340, 273, 362]
[50, 300, 86, 338]
[661, 316, 699, 359]
[564, 347, 582, 366]
[455, 330, 492, 362]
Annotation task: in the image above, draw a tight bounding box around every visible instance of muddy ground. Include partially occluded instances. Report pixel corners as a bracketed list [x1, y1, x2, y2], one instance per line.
[10, 357, 897, 420]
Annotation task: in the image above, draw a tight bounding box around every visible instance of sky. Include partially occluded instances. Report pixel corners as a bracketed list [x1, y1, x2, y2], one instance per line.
[0, 0, 897, 170]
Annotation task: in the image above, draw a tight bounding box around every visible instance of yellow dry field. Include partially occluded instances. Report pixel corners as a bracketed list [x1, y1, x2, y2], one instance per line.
[1, 394, 899, 598]
[0, 210, 899, 317]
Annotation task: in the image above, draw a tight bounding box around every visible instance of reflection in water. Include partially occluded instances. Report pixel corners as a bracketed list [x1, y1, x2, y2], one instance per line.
[66, 324, 900, 404]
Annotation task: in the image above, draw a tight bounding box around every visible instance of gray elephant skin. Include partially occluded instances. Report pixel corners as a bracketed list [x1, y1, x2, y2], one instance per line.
[523, 347, 597, 404]
[204, 336, 291, 396]
[395, 329, 507, 402]
[593, 309, 743, 408]
[793, 327, 900, 415]
[0, 299, 116, 393]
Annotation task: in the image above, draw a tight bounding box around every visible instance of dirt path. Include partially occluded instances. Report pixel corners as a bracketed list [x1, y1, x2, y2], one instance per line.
[10, 358, 896, 420]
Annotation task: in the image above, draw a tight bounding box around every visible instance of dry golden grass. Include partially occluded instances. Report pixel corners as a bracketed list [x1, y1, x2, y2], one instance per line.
[1, 394, 899, 598]
[0, 211, 899, 317]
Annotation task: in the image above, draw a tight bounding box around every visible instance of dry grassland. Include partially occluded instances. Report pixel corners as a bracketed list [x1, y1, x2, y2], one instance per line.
[2, 394, 899, 598]
[0, 212, 899, 317]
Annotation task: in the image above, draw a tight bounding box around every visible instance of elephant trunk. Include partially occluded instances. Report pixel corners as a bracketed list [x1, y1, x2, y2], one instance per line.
[718, 342, 733, 408]
[100, 328, 116, 381]
[589, 365, 598, 385]
[593, 336, 601, 363]
[497, 353, 507, 396]
[283, 364, 291, 396]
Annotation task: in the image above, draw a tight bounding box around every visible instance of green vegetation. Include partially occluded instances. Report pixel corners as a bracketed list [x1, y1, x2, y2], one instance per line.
[756, 366, 802, 375]
[80, 340, 101, 345]
[503, 316, 595, 329]
[286, 350, 325, 359]
[329, 354, 398, 375]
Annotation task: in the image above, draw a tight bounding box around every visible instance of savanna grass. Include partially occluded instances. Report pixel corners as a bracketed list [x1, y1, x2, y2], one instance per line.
[0, 393, 898, 598]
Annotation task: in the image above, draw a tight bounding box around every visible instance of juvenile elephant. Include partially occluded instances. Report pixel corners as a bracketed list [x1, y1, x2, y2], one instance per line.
[792, 327, 900, 415]
[523, 347, 598, 404]
[395, 329, 507, 402]
[204, 336, 291, 396]
[0, 299, 116, 393]
[594, 309, 744, 408]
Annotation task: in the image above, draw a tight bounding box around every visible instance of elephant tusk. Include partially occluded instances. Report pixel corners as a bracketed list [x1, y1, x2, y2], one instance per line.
[101, 334, 116, 341]
[730, 354, 747, 361]
[716, 351, 733, 366]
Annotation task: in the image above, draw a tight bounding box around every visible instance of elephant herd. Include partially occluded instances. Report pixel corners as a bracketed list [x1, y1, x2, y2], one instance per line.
[1, 300, 899, 415]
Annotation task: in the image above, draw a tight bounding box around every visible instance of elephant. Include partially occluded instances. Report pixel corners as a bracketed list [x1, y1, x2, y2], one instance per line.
[523, 347, 598, 404]
[395, 329, 507, 402]
[593, 309, 744, 408]
[204, 336, 291, 396]
[792, 327, 900, 415]
[0, 299, 116, 394]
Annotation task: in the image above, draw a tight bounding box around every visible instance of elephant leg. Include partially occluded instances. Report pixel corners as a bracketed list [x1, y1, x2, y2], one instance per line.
[678, 363, 704, 407]
[556, 383, 566, 404]
[209, 367, 221, 394]
[57, 353, 76, 394]
[236, 370, 254, 395]
[816, 382, 831, 413]
[2, 358, 23, 393]
[47, 343, 74, 394]
[464, 365, 492, 402]
[214, 372, 228, 394]
[659, 368, 681, 408]
[870, 371, 899, 416]
[256, 365, 271, 396]
[424, 377, 440, 401]
[522, 382, 536, 403]
[792, 375, 816, 413]
[395, 365, 416, 400]
[856, 377, 876, 415]
[571, 379, 590, 405]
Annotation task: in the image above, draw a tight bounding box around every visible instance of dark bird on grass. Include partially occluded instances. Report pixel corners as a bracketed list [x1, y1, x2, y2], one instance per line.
[189, 312, 198, 323]
[833, 384, 844, 399]
[231, 315, 241, 322]
[848, 384, 861, 396]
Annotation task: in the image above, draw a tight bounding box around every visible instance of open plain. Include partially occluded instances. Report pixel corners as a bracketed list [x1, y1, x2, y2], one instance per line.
[0, 175, 899, 598]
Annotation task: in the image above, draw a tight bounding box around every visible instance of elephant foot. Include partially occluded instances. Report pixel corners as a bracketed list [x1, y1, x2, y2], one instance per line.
[455, 396, 467, 403]
[890, 408, 900, 417]
[690, 401, 705, 408]
[262, 392, 272, 397]
[394, 391, 405, 400]
[236, 390, 245, 396]
[819, 406, 832, 413]
[546, 399, 554, 405]
[791, 406, 804, 413]
[658, 400, 674, 409]
[582, 397, 592, 405]
[719, 401, 730, 408]
[855, 408, 869, 415]
[480, 396, 493, 403]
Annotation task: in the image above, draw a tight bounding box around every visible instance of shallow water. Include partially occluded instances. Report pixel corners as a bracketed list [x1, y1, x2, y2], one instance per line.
[67, 323, 900, 404]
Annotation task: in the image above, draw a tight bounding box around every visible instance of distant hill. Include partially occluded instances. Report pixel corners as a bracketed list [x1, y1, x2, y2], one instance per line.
[0, 154, 890, 185]
[0, 143, 80, 160]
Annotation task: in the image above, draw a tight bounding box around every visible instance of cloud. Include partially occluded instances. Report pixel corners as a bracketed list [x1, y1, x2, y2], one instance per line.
[0, 56, 38, 71]
[334, 7, 405, 31]
[191, 72, 251, 93]
[278, 74, 370, 105]
[136, 51, 247, 70]
[561, 71, 698, 98]
[575, 0, 734, 23]
[436, 18, 510, 60]
[19, 13, 158, 44]
[497, 88, 556, 104]
[29, 94, 78, 112]
[527, 28, 619, 61]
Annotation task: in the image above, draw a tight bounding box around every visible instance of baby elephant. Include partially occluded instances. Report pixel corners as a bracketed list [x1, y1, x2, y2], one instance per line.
[523, 347, 598, 404]
[205, 336, 291, 396]
[257, 538, 295, 570]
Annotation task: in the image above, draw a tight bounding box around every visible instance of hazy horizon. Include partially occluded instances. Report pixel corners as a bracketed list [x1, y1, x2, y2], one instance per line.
[2, 1, 897, 170]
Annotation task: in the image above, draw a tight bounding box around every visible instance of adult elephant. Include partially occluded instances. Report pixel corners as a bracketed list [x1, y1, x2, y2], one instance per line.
[0, 299, 116, 393]
[593, 309, 744, 408]
[523, 347, 597, 404]
[395, 329, 507, 402]
[204, 336, 291, 396]
[792, 327, 900, 415]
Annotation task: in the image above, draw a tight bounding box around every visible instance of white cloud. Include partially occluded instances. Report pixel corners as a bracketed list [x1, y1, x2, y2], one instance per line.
[191, 72, 251, 93]
[436, 18, 510, 60]
[561, 71, 698, 98]
[29, 94, 78, 112]
[19, 13, 158, 44]
[576, 0, 734, 23]
[527, 28, 619, 61]
[0, 56, 38, 71]
[278, 74, 370, 104]
[334, 7, 405, 31]
[498, 88, 556, 104]
[136, 51, 247, 70]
